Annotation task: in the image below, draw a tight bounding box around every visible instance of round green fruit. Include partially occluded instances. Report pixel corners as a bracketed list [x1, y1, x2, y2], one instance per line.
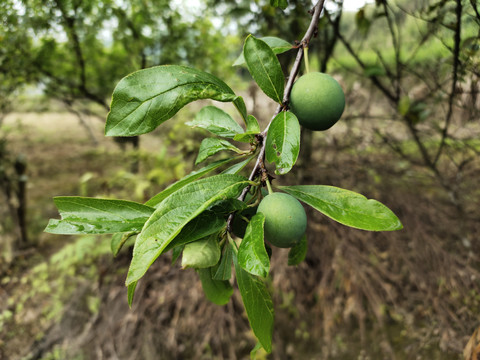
[257, 192, 307, 248]
[289, 72, 345, 131]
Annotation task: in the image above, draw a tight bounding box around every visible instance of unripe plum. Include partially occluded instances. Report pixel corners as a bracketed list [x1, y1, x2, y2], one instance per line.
[289, 72, 345, 131]
[257, 192, 307, 248]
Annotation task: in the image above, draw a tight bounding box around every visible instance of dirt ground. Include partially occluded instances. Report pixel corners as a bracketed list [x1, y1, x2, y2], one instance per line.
[1, 103, 480, 359]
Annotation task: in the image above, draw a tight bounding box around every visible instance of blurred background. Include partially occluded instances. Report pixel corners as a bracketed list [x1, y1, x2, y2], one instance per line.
[1, 0, 479, 359]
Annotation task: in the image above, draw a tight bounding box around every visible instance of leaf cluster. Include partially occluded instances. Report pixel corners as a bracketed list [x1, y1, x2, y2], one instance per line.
[45, 32, 402, 354]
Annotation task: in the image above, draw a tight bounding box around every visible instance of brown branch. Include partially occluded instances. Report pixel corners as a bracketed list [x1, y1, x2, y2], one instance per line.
[327, 11, 398, 103]
[470, 0, 480, 21]
[433, 0, 463, 166]
[112, 7, 148, 69]
[226, 0, 326, 232]
[320, 5, 343, 73]
[53, 0, 87, 91]
[51, 0, 109, 110]
[382, 1, 402, 100]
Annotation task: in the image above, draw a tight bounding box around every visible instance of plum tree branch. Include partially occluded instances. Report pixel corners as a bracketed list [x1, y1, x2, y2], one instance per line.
[227, 0, 326, 232]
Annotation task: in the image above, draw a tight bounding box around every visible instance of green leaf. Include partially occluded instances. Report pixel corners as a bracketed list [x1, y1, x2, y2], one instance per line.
[244, 35, 285, 103]
[111, 233, 123, 255]
[145, 157, 235, 208]
[210, 198, 247, 214]
[233, 133, 257, 143]
[288, 234, 307, 266]
[234, 96, 248, 123]
[233, 115, 260, 143]
[265, 111, 300, 175]
[233, 249, 274, 353]
[213, 242, 233, 280]
[126, 174, 250, 286]
[182, 235, 221, 269]
[195, 138, 242, 165]
[250, 342, 264, 360]
[234, 37, 292, 66]
[186, 105, 244, 138]
[197, 268, 233, 306]
[163, 211, 226, 253]
[270, 0, 288, 9]
[221, 155, 254, 175]
[45, 197, 154, 234]
[172, 245, 184, 265]
[111, 231, 137, 257]
[246, 114, 261, 133]
[105, 65, 242, 137]
[238, 213, 269, 278]
[280, 185, 403, 231]
[127, 281, 137, 308]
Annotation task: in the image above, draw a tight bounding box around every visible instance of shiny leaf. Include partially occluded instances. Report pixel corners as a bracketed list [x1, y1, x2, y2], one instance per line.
[238, 213, 269, 278]
[106, 65, 242, 136]
[234, 37, 292, 66]
[182, 235, 221, 269]
[126, 174, 250, 286]
[280, 185, 403, 231]
[221, 155, 255, 175]
[197, 267, 233, 305]
[244, 35, 285, 103]
[265, 111, 300, 175]
[45, 197, 154, 234]
[145, 157, 235, 208]
[186, 105, 244, 138]
[233, 249, 274, 353]
[111, 232, 137, 257]
[195, 138, 242, 165]
[164, 211, 225, 253]
[213, 242, 233, 280]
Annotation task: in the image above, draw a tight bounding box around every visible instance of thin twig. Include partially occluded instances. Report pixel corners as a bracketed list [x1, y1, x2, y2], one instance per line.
[433, 0, 463, 166]
[327, 11, 398, 103]
[226, 0, 326, 232]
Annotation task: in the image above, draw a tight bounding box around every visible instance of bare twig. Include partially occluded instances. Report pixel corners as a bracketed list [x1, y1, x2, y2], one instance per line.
[382, 1, 402, 100]
[433, 0, 463, 166]
[53, 0, 88, 94]
[327, 11, 398, 103]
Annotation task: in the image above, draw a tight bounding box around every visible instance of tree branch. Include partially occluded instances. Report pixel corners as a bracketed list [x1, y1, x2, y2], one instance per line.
[226, 0, 326, 232]
[53, 0, 87, 91]
[326, 11, 398, 103]
[433, 0, 463, 166]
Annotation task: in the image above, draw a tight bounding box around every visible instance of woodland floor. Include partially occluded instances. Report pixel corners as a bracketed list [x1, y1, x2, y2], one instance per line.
[1, 97, 479, 359]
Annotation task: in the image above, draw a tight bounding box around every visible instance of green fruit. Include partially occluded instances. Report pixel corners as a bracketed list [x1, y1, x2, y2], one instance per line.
[257, 192, 307, 248]
[289, 72, 345, 131]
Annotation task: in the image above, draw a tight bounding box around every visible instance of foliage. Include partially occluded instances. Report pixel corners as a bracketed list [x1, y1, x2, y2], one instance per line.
[45, 5, 403, 351]
[1, 0, 240, 115]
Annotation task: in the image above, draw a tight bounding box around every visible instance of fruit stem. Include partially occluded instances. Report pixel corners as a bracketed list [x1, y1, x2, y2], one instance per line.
[265, 177, 274, 195]
[304, 46, 310, 74]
